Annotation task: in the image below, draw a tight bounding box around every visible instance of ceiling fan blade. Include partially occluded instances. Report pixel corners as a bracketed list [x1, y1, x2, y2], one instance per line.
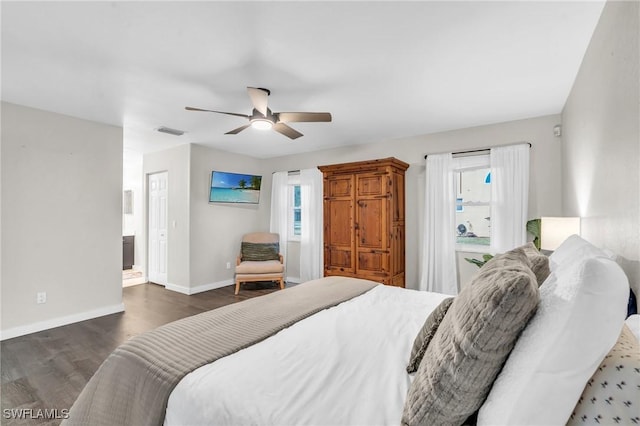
[185, 106, 249, 119]
[273, 123, 303, 140]
[225, 124, 251, 135]
[247, 87, 269, 116]
[277, 112, 332, 123]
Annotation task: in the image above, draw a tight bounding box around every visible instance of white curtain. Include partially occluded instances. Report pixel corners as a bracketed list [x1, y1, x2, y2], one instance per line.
[299, 168, 324, 282]
[490, 144, 530, 253]
[420, 153, 458, 295]
[270, 171, 289, 266]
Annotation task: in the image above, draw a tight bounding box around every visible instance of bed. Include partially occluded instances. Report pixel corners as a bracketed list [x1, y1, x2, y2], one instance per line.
[64, 236, 639, 426]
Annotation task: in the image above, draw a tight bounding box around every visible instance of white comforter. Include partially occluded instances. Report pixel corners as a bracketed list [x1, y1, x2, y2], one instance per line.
[164, 284, 448, 426]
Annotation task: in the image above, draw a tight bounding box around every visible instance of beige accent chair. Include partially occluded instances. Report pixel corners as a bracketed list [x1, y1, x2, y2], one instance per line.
[235, 232, 285, 295]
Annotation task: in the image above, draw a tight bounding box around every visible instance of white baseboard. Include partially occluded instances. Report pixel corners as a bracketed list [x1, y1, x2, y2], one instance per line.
[165, 279, 234, 295]
[0, 303, 125, 341]
[165, 277, 297, 295]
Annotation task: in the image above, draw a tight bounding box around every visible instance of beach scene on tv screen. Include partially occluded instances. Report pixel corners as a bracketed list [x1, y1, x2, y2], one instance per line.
[210, 171, 262, 203]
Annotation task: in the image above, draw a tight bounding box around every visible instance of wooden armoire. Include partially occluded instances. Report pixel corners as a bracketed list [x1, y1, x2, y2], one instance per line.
[318, 157, 409, 287]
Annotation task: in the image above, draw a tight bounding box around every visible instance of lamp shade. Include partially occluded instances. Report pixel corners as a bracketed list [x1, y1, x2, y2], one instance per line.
[540, 217, 581, 251]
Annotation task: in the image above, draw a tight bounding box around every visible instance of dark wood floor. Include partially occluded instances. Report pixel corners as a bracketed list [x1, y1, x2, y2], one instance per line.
[1, 281, 283, 425]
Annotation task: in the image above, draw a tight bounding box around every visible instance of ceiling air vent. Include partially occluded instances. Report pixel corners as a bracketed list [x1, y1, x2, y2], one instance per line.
[157, 126, 185, 136]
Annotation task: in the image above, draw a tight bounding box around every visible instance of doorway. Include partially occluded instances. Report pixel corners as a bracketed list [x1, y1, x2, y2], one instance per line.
[122, 150, 145, 287]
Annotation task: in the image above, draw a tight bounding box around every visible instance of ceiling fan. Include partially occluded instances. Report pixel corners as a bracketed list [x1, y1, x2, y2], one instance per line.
[185, 87, 332, 140]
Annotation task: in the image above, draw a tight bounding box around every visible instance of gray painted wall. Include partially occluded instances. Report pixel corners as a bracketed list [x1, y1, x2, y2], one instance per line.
[142, 143, 273, 292]
[188, 143, 271, 289]
[562, 0, 639, 289]
[1, 102, 123, 336]
[143, 143, 192, 289]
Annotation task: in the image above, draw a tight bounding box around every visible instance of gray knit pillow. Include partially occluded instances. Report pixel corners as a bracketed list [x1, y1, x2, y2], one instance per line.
[401, 248, 539, 426]
[406, 297, 454, 374]
[520, 242, 551, 286]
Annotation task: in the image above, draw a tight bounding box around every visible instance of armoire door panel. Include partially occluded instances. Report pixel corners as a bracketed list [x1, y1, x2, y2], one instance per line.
[357, 251, 389, 274]
[326, 199, 352, 246]
[327, 175, 353, 198]
[357, 173, 385, 197]
[326, 247, 354, 271]
[357, 199, 384, 249]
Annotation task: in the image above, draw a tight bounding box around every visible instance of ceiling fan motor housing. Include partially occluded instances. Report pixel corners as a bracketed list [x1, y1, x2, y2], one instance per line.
[251, 108, 276, 123]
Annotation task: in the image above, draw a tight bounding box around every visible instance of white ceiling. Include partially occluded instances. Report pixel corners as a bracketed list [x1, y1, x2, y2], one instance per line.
[2, 1, 605, 159]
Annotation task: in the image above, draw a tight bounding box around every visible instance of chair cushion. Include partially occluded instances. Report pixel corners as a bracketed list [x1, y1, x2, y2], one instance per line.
[241, 242, 280, 261]
[235, 260, 284, 274]
[242, 232, 280, 244]
[401, 247, 539, 426]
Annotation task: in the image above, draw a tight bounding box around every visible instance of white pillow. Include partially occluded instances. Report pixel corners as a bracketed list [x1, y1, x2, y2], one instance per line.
[548, 234, 613, 271]
[478, 240, 629, 425]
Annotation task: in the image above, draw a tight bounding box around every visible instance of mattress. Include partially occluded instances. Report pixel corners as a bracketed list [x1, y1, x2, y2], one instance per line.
[164, 285, 449, 425]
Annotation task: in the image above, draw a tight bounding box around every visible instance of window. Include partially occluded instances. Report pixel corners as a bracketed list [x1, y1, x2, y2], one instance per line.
[291, 184, 301, 238]
[287, 174, 301, 241]
[454, 155, 491, 250]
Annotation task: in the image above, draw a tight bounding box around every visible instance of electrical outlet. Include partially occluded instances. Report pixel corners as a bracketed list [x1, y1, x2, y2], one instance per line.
[37, 292, 47, 304]
[226, 262, 231, 270]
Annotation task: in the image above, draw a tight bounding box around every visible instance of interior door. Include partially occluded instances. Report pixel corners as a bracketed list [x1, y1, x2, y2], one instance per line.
[148, 171, 168, 285]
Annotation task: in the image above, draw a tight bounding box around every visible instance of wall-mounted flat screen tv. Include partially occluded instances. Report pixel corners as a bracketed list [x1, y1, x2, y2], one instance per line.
[209, 171, 262, 204]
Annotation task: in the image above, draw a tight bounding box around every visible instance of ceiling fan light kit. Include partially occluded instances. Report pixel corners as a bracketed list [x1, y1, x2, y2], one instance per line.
[250, 119, 273, 130]
[186, 87, 331, 140]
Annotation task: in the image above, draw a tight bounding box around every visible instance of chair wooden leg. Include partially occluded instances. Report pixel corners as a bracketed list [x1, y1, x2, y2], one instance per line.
[235, 279, 241, 295]
[279, 278, 285, 290]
